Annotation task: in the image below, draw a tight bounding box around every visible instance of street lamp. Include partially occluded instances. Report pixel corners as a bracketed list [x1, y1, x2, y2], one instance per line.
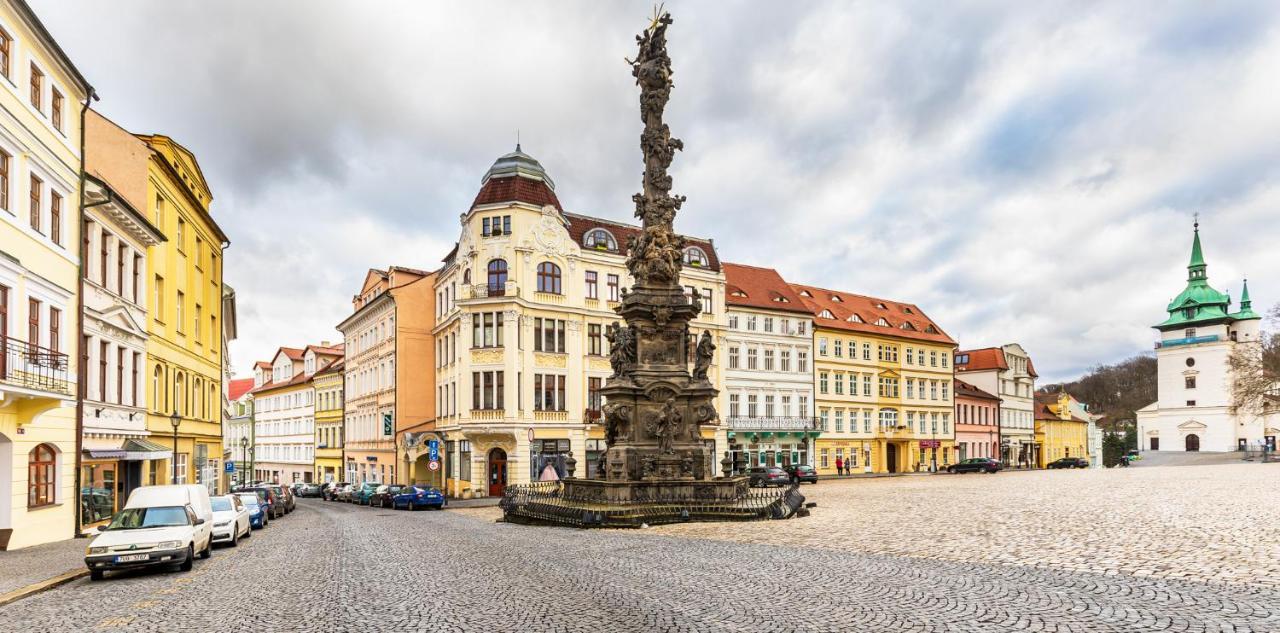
[239, 436, 249, 485]
[170, 410, 181, 484]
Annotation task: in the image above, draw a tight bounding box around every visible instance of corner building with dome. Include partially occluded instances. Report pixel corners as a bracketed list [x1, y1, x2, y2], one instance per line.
[1136, 223, 1276, 453]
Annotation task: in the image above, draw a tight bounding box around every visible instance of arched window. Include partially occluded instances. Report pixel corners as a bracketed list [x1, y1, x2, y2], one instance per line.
[28, 443, 57, 507]
[153, 366, 163, 412]
[462, 269, 471, 285]
[210, 384, 217, 420]
[583, 229, 617, 251]
[486, 259, 507, 296]
[194, 378, 202, 420]
[683, 247, 709, 267]
[175, 372, 185, 416]
[536, 262, 562, 294]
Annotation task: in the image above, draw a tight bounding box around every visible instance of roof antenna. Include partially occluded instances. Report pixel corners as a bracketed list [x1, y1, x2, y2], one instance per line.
[516, 129, 521, 153]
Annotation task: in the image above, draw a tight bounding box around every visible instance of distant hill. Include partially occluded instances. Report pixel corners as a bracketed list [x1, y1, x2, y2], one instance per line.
[1038, 354, 1157, 429]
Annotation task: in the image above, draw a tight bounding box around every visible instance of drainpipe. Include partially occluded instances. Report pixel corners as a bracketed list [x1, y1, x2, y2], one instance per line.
[73, 89, 100, 538]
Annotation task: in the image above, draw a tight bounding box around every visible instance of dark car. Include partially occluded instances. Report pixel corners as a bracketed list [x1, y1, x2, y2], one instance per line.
[947, 458, 1002, 474]
[267, 485, 295, 514]
[369, 484, 404, 508]
[392, 486, 446, 511]
[235, 487, 283, 518]
[784, 464, 818, 484]
[1047, 457, 1089, 469]
[748, 466, 792, 487]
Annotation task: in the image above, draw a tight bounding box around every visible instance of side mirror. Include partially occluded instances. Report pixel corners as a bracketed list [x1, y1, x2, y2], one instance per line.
[194, 518, 206, 526]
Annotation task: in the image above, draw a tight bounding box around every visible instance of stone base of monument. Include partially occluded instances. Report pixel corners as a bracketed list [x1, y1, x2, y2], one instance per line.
[499, 477, 806, 528]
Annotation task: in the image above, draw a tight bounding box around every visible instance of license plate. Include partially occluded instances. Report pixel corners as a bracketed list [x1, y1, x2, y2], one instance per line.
[115, 554, 149, 562]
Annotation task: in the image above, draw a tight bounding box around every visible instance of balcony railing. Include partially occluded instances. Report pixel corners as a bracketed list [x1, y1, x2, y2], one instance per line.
[470, 282, 516, 298]
[726, 416, 819, 431]
[1, 335, 72, 396]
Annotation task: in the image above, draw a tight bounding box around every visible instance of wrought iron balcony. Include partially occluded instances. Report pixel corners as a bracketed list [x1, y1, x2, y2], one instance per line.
[1, 334, 72, 396]
[726, 416, 819, 431]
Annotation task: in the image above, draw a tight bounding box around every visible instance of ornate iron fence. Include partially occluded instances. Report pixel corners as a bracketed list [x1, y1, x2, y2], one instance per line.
[1, 334, 71, 395]
[500, 480, 806, 527]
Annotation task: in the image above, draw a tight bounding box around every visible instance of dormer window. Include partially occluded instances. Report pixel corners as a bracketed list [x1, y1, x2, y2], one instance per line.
[847, 314, 863, 323]
[583, 229, 617, 251]
[682, 246, 709, 268]
[924, 325, 938, 334]
[830, 295, 842, 302]
[903, 307, 914, 314]
[482, 215, 511, 237]
[875, 302, 887, 309]
[731, 290, 747, 297]
[818, 309, 834, 319]
[875, 317, 890, 327]
[799, 290, 812, 297]
[900, 322, 916, 331]
[773, 296, 788, 303]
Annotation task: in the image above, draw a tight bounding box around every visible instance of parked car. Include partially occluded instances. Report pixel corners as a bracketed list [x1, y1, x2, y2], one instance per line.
[947, 458, 1003, 474]
[236, 493, 269, 529]
[748, 466, 792, 487]
[392, 485, 446, 511]
[334, 484, 356, 503]
[210, 494, 251, 547]
[235, 487, 283, 519]
[297, 483, 323, 498]
[353, 482, 381, 506]
[267, 485, 296, 514]
[84, 485, 213, 581]
[369, 484, 404, 508]
[324, 482, 348, 501]
[1047, 457, 1089, 469]
[784, 464, 818, 484]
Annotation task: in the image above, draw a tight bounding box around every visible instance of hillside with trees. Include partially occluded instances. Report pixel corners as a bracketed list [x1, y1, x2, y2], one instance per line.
[1038, 354, 1157, 429]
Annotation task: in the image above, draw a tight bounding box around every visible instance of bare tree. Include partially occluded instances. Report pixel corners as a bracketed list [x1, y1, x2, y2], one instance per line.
[1228, 303, 1280, 416]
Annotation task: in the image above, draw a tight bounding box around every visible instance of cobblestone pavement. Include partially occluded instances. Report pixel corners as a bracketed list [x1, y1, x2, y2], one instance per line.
[656, 462, 1280, 590]
[0, 489, 1277, 632]
[0, 536, 88, 595]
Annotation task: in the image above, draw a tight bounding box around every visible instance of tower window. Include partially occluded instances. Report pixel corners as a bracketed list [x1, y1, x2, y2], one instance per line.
[1185, 376, 1196, 389]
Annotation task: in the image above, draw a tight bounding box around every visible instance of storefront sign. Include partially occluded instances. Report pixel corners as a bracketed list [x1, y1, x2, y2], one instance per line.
[920, 440, 941, 449]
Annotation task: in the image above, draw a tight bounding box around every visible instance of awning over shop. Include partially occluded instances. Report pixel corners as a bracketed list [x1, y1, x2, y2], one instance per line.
[123, 438, 172, 461]
[84, 448, 127, 459]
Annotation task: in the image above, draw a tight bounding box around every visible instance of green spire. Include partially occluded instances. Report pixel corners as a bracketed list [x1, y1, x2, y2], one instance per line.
[1231, 277, 1261, 321]
[1187, 218, 1206, 281]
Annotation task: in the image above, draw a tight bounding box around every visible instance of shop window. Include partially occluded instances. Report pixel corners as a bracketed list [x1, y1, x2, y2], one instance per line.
[28, 444, 57, 507]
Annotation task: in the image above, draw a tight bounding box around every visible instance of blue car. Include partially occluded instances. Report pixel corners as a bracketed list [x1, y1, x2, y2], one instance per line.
[392, 486, 446, 511]
[236, 493, 269, 529]
[353, 482, 381, 506]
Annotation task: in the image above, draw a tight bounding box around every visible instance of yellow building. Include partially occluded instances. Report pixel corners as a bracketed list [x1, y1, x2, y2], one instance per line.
[136, 132, 229, 493]
[313, 358, 344, 483]
[0, 0, 91, 550]
[792, 285, 958, 474]
[1035, 392, 1090, 466]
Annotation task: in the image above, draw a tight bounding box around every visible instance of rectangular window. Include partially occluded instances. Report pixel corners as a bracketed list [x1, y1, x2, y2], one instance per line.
[763, 317, 773, 333]
[728, 345, 740, 369]
[746, 347, 758, 370]
[132, 351, 141, 407]
[702, 288, 713, 314]
[28, 298, 40, 348]
[585, 271, 598, 299]
[834, 340, 842, 357]
[780, 350, 791, 372]
[763, 349, 774, 371]
[176, 291, 185, 333]
[1185, 376, 1196, 389]
[819, 409, 829, 431]
[819, 372, 829, 394]
[533, 318, 565, 353]
[471, 311, 504, 348]
[746, 395, 758, 418]
[798, 351, 808, 373]
[98, 340, 109, 402]
[728, 394, 740, 418]
[28, 174, 41, 233]
[588, 323, 602, 355]
[0, 149, 8, 211]
[864, 410, 871, 434]
[0, 28, 9, 80]
[607, 274, 620, 301]
[798, 396, 809, 418]
[863, 375, 872, 397]
[834, 409, 843, 432]
[194, 304, 202, 344]
[533, 374, 566, 411]
[818, 338, 827, 355]
[587, 377, 602, 412]
[49, 307, 60, 353]
[834, 373, 843, 395]
[50, 191, 62, 245]
[52, 88, 64, 132]
[728, 315, 738, 329]
[863, 343, 872, 361]
[29, 62, 42, 110]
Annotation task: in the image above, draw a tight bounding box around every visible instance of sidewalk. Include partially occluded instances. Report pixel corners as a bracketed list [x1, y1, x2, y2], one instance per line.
[0, 537, 87, 604]
[445, 497, 500, 509]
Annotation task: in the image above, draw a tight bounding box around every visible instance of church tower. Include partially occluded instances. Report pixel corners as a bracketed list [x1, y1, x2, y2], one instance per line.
[1136, 221, 1270, 453]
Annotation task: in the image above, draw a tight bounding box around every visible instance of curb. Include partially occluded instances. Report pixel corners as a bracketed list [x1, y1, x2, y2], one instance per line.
[0, 568, 87, 607]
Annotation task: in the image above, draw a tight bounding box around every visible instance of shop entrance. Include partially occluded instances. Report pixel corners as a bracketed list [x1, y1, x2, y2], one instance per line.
[886, 443, 898, 473]
[487, 448, 507, 496]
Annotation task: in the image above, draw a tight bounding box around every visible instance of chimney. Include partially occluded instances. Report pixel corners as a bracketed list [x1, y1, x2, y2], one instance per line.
[321, 340, 331, 347]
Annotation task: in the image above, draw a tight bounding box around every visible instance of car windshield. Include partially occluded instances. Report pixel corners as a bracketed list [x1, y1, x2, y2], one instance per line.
[236, 495, 260, 507]
[106, 506, 190, 530]
[211, 497, 233, 511]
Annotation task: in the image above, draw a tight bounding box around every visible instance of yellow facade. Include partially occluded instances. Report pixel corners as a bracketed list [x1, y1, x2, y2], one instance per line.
[0, 1, 90, 550]
[313, 364, 344, 483]
[1035, 393, 1090, 466]
[140, 135, 229, 494]
[794, 286, 957, 475]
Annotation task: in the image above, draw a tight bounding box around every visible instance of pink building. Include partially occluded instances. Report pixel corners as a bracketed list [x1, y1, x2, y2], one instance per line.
[954, 379, 1000, 461]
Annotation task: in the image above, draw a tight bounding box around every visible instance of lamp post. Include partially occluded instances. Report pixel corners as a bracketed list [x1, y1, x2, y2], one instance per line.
[170, 410, 181, 484]
[239, 436, 249, 486]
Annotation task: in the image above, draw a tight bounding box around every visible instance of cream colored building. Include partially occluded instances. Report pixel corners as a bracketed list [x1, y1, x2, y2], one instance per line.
[432, 147, 725, 498]
[0, 0, 91, 550]
[251, 344, 340, 484]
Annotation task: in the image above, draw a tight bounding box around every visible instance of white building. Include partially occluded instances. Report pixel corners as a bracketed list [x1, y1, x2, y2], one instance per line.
[223, 377, 253, 486]
[955, 344, 1039, 467]
[1136, 224, 1274, 453]
[251, 344, 341, 483]
[719, 263, 814, 470]
[77, 173, 166, 527]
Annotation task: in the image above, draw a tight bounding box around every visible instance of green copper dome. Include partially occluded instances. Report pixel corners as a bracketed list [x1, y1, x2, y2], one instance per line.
[1157, 222, 1233, 330]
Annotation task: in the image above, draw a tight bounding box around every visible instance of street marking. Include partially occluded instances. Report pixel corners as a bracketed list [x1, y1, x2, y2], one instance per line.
[96, 615, 135, 629]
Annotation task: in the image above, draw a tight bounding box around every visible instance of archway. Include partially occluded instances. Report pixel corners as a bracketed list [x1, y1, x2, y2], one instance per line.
[487, 448, 507, 496]
[0, 432, 11, 548]
[1185, 434, 1200, 452]
[885, 444, 898, 473]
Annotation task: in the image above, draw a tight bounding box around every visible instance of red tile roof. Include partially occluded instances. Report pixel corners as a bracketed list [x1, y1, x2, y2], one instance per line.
[722, 263, 809, 315]
[279, 347, 305, 361]
[954, 379, 999, 402]
[562, 212, 720, 272]
[472, 175, 562, 211]
[788, 283, 956, 345]
[955, 347, 1008, 372]
[306, 343, 345, 357]
[1026, 357, 1039, 378]
[317, 358, 345, 375]
[254, 361, 271, 370]
[226, 378, 255, 401]
[249, 369, 312, 395]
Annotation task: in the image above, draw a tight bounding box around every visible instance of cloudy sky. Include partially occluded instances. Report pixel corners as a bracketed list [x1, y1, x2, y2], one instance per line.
[32, 1, 1280, 382]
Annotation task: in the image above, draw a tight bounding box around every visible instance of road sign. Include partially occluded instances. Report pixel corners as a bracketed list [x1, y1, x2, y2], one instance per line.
[225, 461, 236, 473]
[428, 439, 439, 461]
[382, 412, 393, 436]
[428, 460, 439, 471]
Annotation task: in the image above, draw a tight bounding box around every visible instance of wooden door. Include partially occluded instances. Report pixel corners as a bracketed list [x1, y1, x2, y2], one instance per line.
[1185, 434, 1200, 452]
[487, 448, 507, 496]
[886, 444, 897, 473]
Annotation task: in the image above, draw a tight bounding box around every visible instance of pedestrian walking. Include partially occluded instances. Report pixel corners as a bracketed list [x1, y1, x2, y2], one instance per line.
[835, 456, 843, 476]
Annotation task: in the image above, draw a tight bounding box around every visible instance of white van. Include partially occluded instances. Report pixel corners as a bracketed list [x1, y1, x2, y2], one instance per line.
[84, 484, 214, 580]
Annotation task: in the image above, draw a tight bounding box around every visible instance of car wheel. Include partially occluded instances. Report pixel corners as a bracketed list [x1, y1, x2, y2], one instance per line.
[90, 569, 105, 581]
[199, 540, 212, 559]
[180, 545, 194, 571]
[229, 531, 238, 547]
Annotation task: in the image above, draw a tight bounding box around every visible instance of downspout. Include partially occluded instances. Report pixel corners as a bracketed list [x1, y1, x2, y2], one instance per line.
[73, 89, 100, 538]
[219, 239, 228, 492]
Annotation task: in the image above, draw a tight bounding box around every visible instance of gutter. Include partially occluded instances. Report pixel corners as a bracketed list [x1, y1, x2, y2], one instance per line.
[73, 88, 100, 538]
